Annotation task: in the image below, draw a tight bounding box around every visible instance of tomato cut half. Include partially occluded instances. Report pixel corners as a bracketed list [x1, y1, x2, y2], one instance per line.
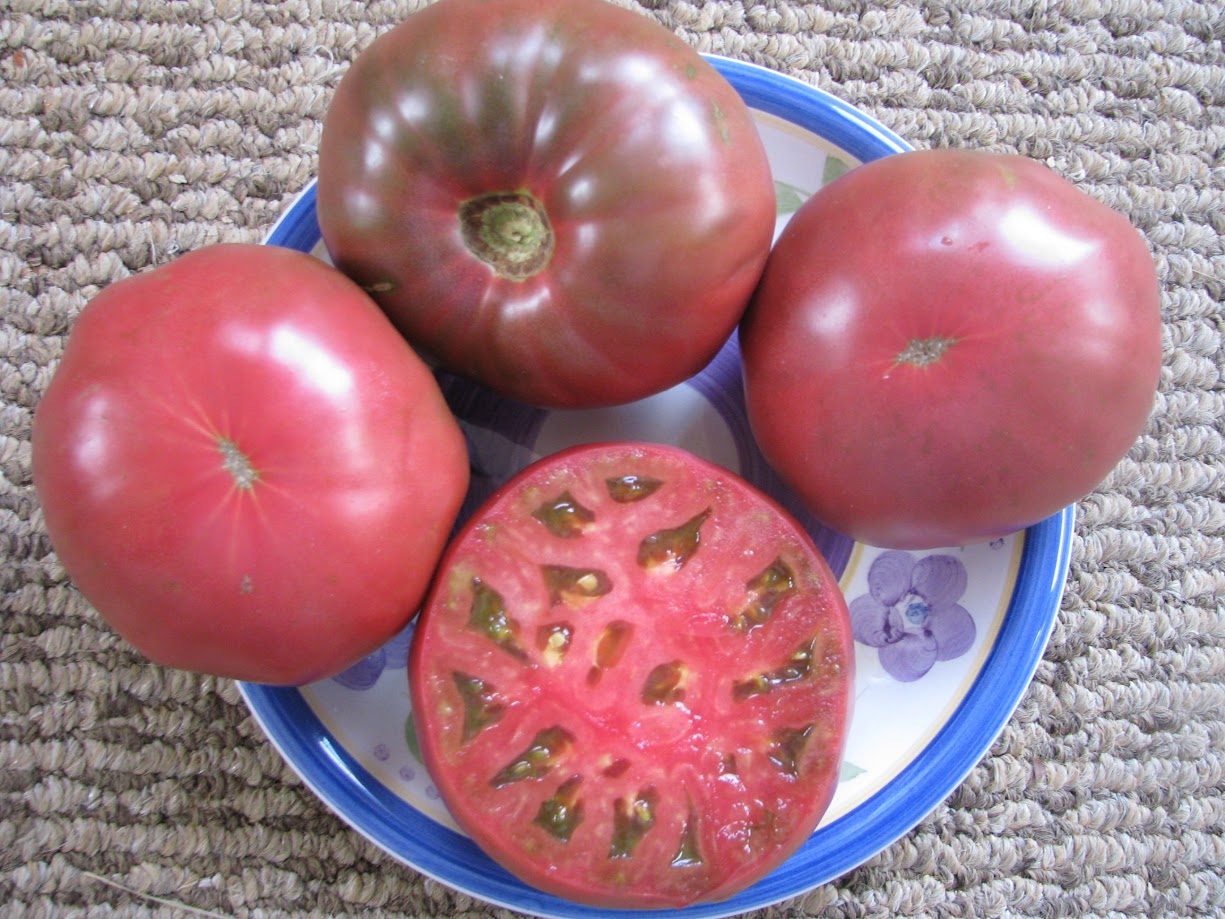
[409, 443, 854, 908]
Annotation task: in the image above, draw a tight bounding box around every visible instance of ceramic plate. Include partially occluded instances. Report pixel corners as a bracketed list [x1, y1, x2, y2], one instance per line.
[241, 56, 1074, 917]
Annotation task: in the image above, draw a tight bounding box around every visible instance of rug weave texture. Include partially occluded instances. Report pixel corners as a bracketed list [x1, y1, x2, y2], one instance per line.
[2, 0, 1223, 916]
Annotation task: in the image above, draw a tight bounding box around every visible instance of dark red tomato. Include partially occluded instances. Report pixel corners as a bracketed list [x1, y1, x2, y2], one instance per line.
[317, 0, 775, 410]
[32, 244, 469, 685]
[409, 442, 853, 908]
[740, 149, 1163, 549]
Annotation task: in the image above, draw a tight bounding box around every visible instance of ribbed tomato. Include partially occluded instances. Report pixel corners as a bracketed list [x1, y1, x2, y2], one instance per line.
[32, 244, 469, 685]
[317, 0, 775, 409]
[409, 442, 853, 908]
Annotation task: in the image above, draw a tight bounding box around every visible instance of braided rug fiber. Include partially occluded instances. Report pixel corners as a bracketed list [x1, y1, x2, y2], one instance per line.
[2, 0, 1222, 916]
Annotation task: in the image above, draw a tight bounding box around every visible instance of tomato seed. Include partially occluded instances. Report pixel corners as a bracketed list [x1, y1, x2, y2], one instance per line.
[537, 621, 574, 668]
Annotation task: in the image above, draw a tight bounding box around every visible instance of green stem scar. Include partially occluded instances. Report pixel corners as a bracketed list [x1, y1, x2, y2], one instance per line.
[895, 336, 958, 367]
[217, 438, 258, 490]
[459, 191, 554, 280]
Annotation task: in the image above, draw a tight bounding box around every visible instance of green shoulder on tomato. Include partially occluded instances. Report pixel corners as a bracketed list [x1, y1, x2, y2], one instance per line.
[317, 0, 776, 409]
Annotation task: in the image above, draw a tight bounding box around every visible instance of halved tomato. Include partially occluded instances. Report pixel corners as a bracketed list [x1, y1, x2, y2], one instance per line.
[409, 442, 853, 908]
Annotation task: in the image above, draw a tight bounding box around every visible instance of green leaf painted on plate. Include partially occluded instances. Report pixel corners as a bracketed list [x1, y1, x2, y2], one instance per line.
[839, 760, 866, 782]
[404, 713, 422, 762]
[775, 180, 810, 215]
[822, 155, 851, 186]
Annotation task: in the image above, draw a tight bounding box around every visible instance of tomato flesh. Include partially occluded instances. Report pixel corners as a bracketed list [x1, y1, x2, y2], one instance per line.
[409, 443, 853, 908]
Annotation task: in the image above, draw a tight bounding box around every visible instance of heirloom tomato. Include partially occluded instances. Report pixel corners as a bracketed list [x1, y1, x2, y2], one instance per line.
[32, 244, 469, 685]
[409, 442, 853, 908]
[317, 0, 775, 409]
[740, 149, 1163, 549]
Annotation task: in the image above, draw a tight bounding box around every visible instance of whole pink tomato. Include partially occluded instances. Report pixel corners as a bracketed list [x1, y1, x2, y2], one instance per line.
[32, 244, 469, 685]
[740, 149, 1163, 549]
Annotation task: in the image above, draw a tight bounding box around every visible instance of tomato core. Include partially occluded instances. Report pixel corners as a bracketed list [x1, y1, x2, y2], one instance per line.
[896, 335, 958, 367]
[459, 191, 554, 280]
[216, 437, 258, 490]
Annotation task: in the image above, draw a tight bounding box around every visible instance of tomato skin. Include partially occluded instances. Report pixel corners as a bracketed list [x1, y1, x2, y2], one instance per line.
[740, 149, 1164, 549]
[409, 442, 852, 908]
[317, 0, 775, 410]
[31, 244, 469, 685]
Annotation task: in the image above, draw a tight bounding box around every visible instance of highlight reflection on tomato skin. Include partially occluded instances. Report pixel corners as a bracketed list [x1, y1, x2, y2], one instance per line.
[32, 243, 469, 686]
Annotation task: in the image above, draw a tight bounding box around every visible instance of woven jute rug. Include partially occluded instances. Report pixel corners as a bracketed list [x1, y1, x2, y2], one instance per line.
[3, 0, 1222, 916]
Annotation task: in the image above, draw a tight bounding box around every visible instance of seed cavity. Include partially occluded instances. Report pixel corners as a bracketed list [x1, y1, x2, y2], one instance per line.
[745, 808, 782, 850]
[642, 660, 688, 705]
[719, 753, 739, 778]
[671, 807, 705, 868]
[534, 774, 585, 842]
[609, 786, 659, 859]
[602, 757, 631, 778]
[587, 620, 634, 686]
[637, 508, 712, 572]
[732, 636, 818, 701]
[542, 565, 612, 607]
[452, 672, 505, 743]
[533, 491, 596, 538]
[490, 725, 573, 788]
[767, 723, 815, 777]
[731, 557, 796, 631]
[467, 578, 528, 661]
[606, 474, 664, 503]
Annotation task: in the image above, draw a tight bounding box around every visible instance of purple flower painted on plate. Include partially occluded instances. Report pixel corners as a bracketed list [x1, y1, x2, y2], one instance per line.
[850, 551, 975, 682]
[331, 625, 414, 691]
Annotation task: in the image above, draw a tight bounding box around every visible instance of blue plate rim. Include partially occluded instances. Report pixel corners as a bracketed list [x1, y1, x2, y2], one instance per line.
[241, 54, 1073, 917]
